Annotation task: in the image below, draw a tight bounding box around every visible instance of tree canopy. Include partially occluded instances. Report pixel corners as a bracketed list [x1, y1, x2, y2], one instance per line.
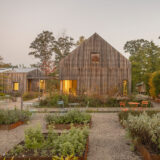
[124, 39, 160, 92]
[29, 31, 75, 75]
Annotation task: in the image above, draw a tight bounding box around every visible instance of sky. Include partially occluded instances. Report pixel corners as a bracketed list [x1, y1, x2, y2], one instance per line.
[0, 0, 160, 66]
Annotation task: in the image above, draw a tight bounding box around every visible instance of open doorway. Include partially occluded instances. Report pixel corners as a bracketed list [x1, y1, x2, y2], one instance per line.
[60, 80, 77, 95]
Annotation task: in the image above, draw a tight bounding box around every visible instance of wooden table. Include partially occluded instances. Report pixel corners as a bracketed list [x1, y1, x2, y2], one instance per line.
[128, 102, 140, 107]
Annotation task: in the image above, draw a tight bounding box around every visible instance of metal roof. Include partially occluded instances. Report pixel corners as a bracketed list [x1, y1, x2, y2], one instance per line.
[0, 68, 12, 73]
[13, 68, 37, 73]
[0, 68, 37, 73]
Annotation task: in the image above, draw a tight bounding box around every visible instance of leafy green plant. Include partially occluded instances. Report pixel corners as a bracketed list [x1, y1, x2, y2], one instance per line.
[0, 109, 32, 125]
[118, 110, 159, 124]
[7, 126, 89, 158]
[23, 92, 40, 101]
[45, 110, 91, 124]
[125, 112, 160, 153]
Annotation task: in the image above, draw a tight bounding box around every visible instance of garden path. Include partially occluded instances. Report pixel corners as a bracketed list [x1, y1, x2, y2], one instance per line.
[87, 113, 141, 160]
[0, 113, 47, 155]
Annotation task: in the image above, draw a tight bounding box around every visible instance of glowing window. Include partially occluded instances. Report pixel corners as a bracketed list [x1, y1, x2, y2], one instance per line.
[40, 80, 45, 90]
[13, 82, 19, 91]
[123, 80, 128, 96]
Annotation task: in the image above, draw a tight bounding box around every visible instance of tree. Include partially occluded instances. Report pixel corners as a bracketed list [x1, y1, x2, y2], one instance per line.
[54, 34, 75, 67]
[0, 56, 12, 68]
[29, 31, 55, 75]
[124, 39, 160, 92]
[76, 36, 85, 46]
[149, 71, 160, 98]
[29, 31, 75, 74]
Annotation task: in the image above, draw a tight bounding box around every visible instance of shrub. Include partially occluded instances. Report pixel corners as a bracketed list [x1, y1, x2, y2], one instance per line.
[23, 92, 39, 101]
[0, 109, 32, 125]
[45, 110, 91, 124]
[118, 110, 159, 125]
[126, 112, 160, 153]
[7, 126, 89, 158]
[39, 93, 151, 108]
[39, 93, 68, 107]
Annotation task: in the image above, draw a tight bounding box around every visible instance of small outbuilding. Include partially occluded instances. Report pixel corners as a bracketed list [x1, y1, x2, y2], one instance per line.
[59, 33, 131, 96]
[0, 68, 45, 94]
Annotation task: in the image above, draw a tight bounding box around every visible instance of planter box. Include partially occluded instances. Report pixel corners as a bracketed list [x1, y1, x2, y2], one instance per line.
[0, 138, 89, 160]
[47, 120, 92, 130]
[0, 121, 24, 130]
[134, 142, 160, 160]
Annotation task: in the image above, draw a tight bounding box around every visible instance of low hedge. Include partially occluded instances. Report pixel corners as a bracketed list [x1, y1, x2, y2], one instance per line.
[0, 109, 32, 125]
[45, 110, 91, 124]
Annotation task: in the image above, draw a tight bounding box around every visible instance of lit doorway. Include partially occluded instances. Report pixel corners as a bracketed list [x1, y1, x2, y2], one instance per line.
[60, 80, 77, 95]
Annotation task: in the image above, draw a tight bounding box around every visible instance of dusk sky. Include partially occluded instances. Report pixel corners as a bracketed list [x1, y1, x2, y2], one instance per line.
[0, 0, 160, 66]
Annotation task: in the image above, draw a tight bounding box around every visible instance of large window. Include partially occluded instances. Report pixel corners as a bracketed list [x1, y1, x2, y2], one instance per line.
[13, 82, 19, 91]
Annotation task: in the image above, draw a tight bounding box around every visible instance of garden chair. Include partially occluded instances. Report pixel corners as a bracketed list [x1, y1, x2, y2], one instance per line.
[141, 101, 149, 107]
[119, 101, 126, 107]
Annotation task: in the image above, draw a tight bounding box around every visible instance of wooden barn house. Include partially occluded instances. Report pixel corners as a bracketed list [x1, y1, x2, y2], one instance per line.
[59, 33, 131, 96]
[0, 68, 45, 94]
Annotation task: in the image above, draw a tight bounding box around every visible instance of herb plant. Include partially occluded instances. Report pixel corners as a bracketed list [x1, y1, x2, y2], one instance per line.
[45, 110, 91, 124]
[0, 109, 32, 125]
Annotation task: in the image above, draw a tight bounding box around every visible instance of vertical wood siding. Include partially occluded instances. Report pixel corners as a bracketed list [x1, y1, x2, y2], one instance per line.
[59, 33, 131, 95]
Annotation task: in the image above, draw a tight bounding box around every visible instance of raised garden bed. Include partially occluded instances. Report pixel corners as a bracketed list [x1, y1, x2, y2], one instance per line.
[134, 142, 160, 160]
[0, 138, 88, 160]
[0, 109, 31, 130]
[121, 112, 160, 160]
[45, 110, 91, 130]
[0, 121, 24, 130]
[0, 126, 89, 160]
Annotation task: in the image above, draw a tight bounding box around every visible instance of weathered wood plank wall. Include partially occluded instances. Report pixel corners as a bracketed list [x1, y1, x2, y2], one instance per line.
[59, 33, 131, 95]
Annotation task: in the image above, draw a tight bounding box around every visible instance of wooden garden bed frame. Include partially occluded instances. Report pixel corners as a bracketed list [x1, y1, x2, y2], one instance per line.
[0, 121, 24, 130]
[134, 142, 160, 160]
[0, 138, 89, 160]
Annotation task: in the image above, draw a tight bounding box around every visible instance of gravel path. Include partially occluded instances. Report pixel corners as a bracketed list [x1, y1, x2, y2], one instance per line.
[0, 113, 47, 155]
[0, 113, 141, 159]
[87, 113, 141, 160]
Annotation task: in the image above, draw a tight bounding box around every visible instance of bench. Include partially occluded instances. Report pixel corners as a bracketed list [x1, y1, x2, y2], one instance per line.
[57, 100, 64, 107]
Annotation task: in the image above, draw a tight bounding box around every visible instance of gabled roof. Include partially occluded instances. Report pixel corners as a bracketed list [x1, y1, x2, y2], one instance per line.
[62, 32, 129, 62]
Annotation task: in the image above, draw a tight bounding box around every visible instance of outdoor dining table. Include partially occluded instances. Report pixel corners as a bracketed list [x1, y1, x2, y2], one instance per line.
[128, 102, 140, 107]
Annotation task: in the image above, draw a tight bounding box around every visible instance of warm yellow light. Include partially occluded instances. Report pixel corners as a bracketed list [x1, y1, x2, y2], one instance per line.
[40, 80, 45, 90]
[13, 82, 19, 91]
[62, 80, 77, 95]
